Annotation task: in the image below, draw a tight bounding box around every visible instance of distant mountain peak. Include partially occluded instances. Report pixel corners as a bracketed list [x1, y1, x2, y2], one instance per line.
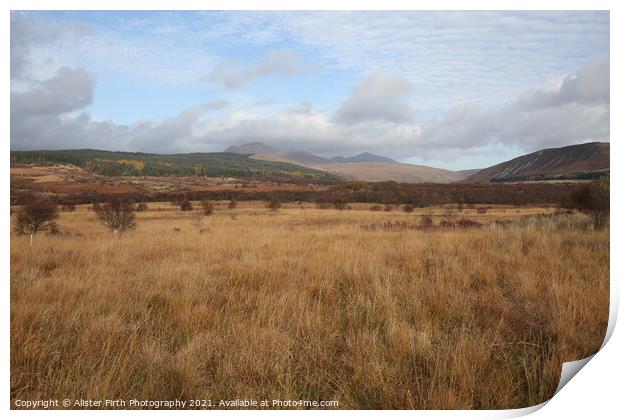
[330, 152, 397, 164]
[225, 142, 277, 155]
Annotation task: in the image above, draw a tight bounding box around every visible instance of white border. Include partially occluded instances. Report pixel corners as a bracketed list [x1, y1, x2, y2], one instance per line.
[3, 1, 616, 419]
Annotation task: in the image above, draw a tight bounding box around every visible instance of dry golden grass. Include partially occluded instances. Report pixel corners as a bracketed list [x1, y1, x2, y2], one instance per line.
[10, 203, 609, 409]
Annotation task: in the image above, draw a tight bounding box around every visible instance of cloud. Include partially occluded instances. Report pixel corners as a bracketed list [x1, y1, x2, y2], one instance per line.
[334, 72, 414, 124]
[9, 11, 609, 166]
[10, 12, 92, 80]
[11, 56, 609, 163]
[415, 55, 610, 157]
[515, 55, 610, 110]
[11, 67, 95, 117]
[207, 49, 302, 89]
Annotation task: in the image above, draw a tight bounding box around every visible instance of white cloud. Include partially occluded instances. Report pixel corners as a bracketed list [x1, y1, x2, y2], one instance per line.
[11, 67, 95, 117]
[208, 49, 303, 89]
[10, 12, 610, 167]
[334, 73, 414, 124]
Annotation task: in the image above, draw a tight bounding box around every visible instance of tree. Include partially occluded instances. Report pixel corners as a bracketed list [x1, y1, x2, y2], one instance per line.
[589, 176, 610, 228]
[15, 198, 58, 244]
[93, 198, 136, 236]
[569, 185, 591, 211]
[569, 176, 609, 228]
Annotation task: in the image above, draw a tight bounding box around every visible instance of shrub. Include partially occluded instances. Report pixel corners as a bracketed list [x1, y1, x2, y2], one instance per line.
[589, 176, 610, 229]
[403, 204, 414, 213]
[228, 199, 237, 209]
[201, 200, 215, 216]
[476, 207, 487, 214]
[369, 204, 382, 211]
[191, 210, 203, 232]
[93, 198, 136, 235]
[384, 204, 393, 212]
[315, 199, 332, 209]
[331, 196, 349, 210]
[442, 207, 456, 222]
[14, 198, 59, 243]
[136, 202, 148, 212]
[568, 176, 609, 228]
[179, 199, 193, 211]
[61, 203, 76, 212]
[455, 218, 482, 228]
[266, 197, 281, 211]
[419, 215, 433, 229]
[438, 220, 455, 228]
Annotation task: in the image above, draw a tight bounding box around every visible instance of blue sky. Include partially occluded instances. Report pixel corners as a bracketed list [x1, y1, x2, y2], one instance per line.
[10, 11, 610, 170]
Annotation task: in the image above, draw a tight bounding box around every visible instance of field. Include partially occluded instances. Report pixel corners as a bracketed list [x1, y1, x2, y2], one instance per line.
[10, 202, 609, 409]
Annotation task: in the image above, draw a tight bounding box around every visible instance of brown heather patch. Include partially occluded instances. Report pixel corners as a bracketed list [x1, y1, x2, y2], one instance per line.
[10, 203, 608, 409]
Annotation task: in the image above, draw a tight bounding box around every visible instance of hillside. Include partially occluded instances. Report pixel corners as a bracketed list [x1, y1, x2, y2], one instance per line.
[465, 142, 610, 183]
[304, 162, 465, 183]
[10, 149, 340, 181]
[239, 142, 465, 183]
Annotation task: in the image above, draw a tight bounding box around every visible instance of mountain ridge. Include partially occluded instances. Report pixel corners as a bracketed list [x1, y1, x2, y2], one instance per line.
[465, 142, 610, 183]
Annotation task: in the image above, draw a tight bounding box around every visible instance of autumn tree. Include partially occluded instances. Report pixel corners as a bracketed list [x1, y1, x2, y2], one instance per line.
[93, 198, 136, 236]
[14, 198, 58, 244]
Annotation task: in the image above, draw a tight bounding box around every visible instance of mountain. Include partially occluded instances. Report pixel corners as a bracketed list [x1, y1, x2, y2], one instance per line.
[241, 143, 462, 182]
[465, 142, 610, 183]
[275, 150, 332, 165]
[225, 142, 277, 155]
[330, 152, 397, 164]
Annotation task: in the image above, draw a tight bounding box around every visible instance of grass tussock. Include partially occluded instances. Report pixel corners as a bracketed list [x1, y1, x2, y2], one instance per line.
[10, 203, 609, 409]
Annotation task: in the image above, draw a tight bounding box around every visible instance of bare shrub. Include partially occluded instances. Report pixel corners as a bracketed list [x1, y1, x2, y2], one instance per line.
[332, 196, 349, 210]
[61, 203, 76, 212]
[93, 198, 136, 235]
[228, 199, 237, 209]
[403, 204, 414, 213]
[200, 200, 214, 216]
[14, 198, 59, 243]
[568, 176, 609, 228]
[438, 220, 455, 228]
[384, 204, 393, 212]
[315, 199, 332, 209]
[266, 197, 281, 211]
[369, 204, 382, 211]
[589, 176, 610, 229]
[476, 207, 488, 214]
[179, 199, 193, 211]
[419, 215, 433, 229]
[442, 207, 456, 222]
[191, 210, 203, 232]
[136, 202, 148, 212]
[455, 218, 482, 228]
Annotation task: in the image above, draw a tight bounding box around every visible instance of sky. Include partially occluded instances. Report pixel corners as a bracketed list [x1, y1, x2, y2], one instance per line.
[10, 10, 610, 170]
